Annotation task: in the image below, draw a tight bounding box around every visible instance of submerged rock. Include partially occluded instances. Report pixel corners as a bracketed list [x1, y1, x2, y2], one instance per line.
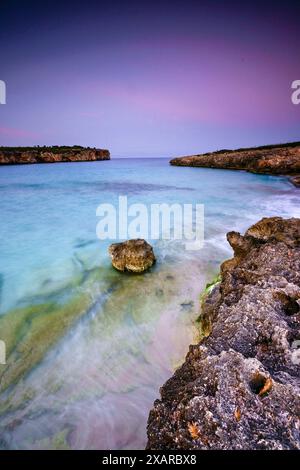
[108, 239, 156, 273]
[147, 217, 300, 450]
[290, 175, 300, 188]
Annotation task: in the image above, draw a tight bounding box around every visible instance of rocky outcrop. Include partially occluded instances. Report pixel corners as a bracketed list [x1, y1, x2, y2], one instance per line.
[170, 142, 300, 181]
[147, 217, 300, 450]
[109, 239, 156, 273]
[0, 146, 110, 165]
[290, 175, 300, 188]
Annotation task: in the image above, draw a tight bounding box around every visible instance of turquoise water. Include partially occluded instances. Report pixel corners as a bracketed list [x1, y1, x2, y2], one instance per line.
[0, 158, 299, 449]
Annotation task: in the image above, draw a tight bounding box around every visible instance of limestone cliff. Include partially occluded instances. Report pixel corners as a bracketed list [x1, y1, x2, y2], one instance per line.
[170, 142, 300, 187]
[147, 217, 300, 450]
[0, 146, 110, 165]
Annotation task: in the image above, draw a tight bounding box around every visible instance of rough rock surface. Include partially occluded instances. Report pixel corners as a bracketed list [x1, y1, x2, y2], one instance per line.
[170, 143, 300, 178]
[147, 217, 300, 450]
[290, 175, 300, 188]
[109, 239, 156, 273]
[0, 147, 110, 165]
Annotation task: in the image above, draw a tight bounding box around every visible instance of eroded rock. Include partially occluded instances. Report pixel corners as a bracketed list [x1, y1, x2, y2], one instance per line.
[0, 147, 110, 165]
[170, 143, 300, 179]
[109, 239, 156, 273]
[290, 175, 300, 188]
[146, 217, 300, 449]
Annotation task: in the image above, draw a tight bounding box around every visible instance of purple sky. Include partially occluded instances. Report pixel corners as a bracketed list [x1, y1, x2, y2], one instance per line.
[0, 0, 299, 157]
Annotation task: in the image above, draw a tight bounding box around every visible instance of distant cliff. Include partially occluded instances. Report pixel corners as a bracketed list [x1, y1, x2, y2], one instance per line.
[170, 142, 300, 187]
[0, 146, 110, 165]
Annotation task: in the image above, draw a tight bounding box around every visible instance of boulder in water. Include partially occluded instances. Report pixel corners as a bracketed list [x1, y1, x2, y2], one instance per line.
[108, 239, 156, 273]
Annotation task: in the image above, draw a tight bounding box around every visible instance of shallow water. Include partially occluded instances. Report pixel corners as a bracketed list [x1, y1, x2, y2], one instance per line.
[0, 158, 299, 449]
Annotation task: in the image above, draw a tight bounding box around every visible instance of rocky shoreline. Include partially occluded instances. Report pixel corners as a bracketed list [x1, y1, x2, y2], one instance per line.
[170, 142, 300, 188]
[0, 146, 110, 165]
[147, 217, 300, 449]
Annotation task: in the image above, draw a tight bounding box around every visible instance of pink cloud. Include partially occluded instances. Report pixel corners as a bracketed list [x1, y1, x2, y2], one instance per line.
[78, 33, 299, 127]
[86, 78, 293, 126]
[77, 111, 102, 118]
[0, 126, 40, 139]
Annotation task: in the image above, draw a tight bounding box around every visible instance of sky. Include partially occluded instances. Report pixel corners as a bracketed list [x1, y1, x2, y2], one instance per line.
[0, 0, 299, 157]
